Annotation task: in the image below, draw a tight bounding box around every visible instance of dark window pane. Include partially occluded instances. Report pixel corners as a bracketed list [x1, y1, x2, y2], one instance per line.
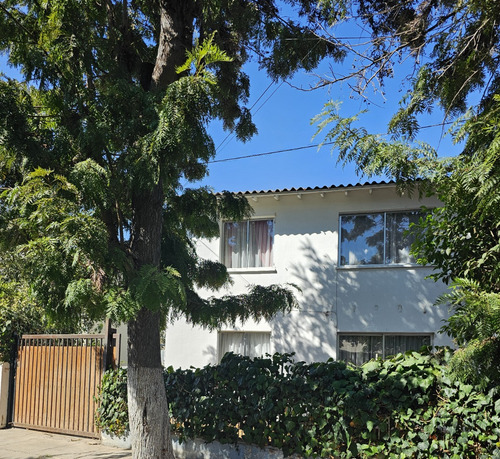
[384, 335, 431, 358]
[338, 335, 383, 365]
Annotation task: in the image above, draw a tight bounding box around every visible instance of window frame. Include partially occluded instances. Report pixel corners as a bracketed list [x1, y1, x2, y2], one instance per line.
[338, 210, 422, 267]
[337, 332, 433, 365]
[220, 217, 276, 272]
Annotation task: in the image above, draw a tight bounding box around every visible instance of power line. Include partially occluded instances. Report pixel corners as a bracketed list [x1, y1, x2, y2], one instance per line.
[216, 78, 278, 152]
[209, 142, 333, 163]
[217, 33, 323, 154]
[196, 239, 251, 286]
[253, 81, 284, 115]
[209, 121, 456, 164]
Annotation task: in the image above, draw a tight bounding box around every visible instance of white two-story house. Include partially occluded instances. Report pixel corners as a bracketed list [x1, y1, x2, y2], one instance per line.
[164, 181, 452, 369]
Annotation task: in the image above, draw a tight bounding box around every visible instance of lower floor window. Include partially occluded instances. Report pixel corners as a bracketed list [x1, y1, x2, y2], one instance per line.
[338, 334, 432, 366]
[218, 331, 271, 362]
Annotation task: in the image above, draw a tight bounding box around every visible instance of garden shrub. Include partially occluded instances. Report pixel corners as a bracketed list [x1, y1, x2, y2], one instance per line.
[98, 350, 500, 457]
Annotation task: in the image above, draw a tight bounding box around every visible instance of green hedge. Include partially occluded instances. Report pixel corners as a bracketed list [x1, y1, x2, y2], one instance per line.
[97, 350, 500, 458]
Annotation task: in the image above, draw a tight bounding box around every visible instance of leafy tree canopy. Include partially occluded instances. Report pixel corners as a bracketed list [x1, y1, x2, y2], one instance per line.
[313, 0, 500, 387]
[0, 0, 343, 331]
[0, 2, 343, 455]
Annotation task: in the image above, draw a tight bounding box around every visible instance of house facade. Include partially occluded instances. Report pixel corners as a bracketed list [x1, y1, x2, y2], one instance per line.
[164, 181, 453, 369]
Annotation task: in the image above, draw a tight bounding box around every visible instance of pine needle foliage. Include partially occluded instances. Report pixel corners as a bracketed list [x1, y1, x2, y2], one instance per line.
[437, 279, 500, 389]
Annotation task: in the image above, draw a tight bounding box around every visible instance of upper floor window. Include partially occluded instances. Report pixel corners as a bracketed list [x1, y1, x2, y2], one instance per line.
[222, 219, 274, 269]
[339, 211, 421, 266]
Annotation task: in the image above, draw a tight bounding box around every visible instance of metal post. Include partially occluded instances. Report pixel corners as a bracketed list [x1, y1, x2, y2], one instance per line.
[6, 333, 18, 426]
[102, 319, 117, 371]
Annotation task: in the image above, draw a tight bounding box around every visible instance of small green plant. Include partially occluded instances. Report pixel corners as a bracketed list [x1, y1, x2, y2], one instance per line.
[95, 367, 129, 437]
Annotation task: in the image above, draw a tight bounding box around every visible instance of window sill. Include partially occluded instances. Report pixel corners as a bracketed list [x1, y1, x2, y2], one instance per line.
[337, 264, 431, 270]
[227, 267, 277, 274]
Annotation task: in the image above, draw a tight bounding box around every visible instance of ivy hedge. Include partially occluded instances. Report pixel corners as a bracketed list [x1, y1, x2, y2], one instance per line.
[97, 350, 500, 458]
[95, 367, 129, 437]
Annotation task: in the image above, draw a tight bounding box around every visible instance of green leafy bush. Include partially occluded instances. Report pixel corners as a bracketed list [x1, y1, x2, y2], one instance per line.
[165, 351, 500, 458]
[0, 281, 57, 362]
[95, 367, 129, 437]
[97, 351, 500, 457]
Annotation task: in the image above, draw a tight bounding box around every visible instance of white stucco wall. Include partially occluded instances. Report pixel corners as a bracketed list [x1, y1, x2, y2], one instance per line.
[0, 363, 10, 428]
[164, 184, 452, 369]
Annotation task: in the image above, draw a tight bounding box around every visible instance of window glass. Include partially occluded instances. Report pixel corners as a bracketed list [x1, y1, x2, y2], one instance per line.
[218, 332, 271, 362]
[385, 211, 420, 264]
[222, 219, 273, 268]
[338, 334, 431, 365]
[339, 334, 383, 366]
[340, 211, 421, 266]
[384, 335, 431, 358]
[223, 222, 248, 268]
[340, 214, 384, 265]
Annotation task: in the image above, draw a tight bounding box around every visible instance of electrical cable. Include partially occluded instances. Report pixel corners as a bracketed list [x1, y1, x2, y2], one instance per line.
[210, 121, 455, 164]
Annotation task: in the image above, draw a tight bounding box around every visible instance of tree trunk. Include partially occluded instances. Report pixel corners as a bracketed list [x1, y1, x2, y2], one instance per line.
[128, 309, 174, 459]
[127, 2, 195, 457]
[151, 1, 195, 91]
[128, 182, 174, 459]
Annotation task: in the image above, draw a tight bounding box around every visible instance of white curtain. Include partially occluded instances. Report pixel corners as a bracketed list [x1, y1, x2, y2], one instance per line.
[246, 332, 271, 358]
[218, 332, 271, 361]
[223, 222, 248, 268]
[219, 332, 245, 359]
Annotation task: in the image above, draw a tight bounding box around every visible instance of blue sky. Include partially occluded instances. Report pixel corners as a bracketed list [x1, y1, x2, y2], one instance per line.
[199, 58, 459, 193]
[193, 6, 462, 193]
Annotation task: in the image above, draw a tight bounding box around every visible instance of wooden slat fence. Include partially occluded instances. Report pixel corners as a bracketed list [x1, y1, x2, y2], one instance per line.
[13, 334, 107, 438]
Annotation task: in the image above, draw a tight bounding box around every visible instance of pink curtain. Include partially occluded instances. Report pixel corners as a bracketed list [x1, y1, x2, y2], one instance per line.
[223, 220, 273, 268]
[249, 220, 273, 267]
[223, 222, 248, 268]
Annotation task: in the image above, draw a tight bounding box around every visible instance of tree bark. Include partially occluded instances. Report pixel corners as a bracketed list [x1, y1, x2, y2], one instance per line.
[128, 182, 174, 459]
[126, 2, 195, 457]
[128, 309, 174, 459]
[151, 1, 195, 92]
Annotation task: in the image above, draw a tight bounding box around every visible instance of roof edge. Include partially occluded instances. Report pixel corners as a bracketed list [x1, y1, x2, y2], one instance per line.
[217, 180, 397, 196]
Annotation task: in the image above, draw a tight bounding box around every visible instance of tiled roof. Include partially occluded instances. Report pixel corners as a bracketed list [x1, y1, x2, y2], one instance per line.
[225, 180, 396, 196]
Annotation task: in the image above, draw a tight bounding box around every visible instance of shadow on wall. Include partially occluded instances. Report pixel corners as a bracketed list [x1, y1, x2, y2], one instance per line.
[272, 240, 339, 363]
[336, 265, 450, 333]
[271, 239, 451, 363]
[202, 345, 217, 365]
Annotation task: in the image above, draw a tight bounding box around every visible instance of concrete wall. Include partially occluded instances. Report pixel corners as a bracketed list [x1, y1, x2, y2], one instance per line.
[103, 432, 296, 458]
[164, 184, 452, 369]
[0, 363, 10, 428]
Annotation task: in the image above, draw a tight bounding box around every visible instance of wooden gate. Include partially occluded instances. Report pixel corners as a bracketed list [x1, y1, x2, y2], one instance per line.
[12, 333, 116, 438]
